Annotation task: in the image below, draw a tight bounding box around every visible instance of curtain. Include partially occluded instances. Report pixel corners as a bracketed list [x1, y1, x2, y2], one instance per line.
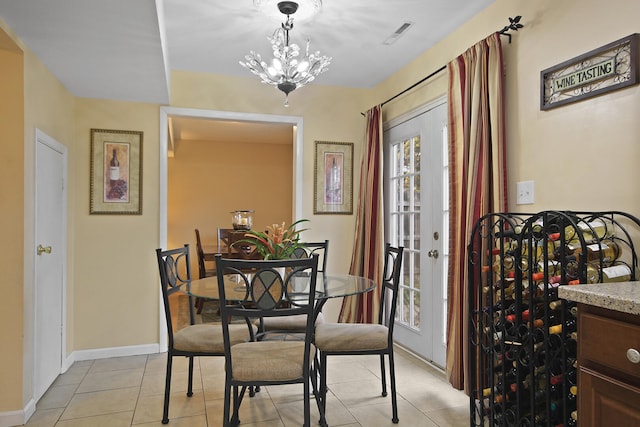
[338, 105, 385, 324]
[446, 32, 508, 391]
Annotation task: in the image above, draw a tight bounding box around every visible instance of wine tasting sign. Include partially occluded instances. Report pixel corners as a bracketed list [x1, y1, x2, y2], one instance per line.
[541, 34, 639, 110]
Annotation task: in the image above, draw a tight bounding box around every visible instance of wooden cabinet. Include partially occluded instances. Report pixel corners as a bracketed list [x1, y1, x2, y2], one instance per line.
[578, 304, 640, 426]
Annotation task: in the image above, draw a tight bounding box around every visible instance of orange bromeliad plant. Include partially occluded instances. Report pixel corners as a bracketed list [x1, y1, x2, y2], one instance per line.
[235, 219, 309, 260]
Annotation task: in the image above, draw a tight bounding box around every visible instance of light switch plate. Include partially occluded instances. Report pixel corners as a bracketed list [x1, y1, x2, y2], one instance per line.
[516, 181, 535, 205]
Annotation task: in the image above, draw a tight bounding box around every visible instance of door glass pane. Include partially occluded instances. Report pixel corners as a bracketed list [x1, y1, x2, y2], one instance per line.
[414, 213, 420, 250]
[403, 139, 411, 171]
[389, 135, 420, 331]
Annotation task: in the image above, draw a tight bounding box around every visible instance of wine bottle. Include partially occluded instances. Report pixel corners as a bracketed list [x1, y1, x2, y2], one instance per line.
[584, 262, 633, 284]
[572, 238, 621, 265]
[549, 319, 577, 335]
[493, 254, 516, 272]
[602, 263, 633, 282]
[565, 218, 614, 244]
[548, 300, 564, 311]
[537, 260, 562, 277]
[109, 148, 120, 182]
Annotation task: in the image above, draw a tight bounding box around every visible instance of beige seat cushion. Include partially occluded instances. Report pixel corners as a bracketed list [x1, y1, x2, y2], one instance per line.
[231, 341, 316, 382]
[258, 312, 324, 331]
[173, 323, 255, 353]
[315, 323, 388, 352]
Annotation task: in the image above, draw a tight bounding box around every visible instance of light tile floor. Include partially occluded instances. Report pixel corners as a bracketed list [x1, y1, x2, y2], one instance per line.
[23, 347, 469, 426]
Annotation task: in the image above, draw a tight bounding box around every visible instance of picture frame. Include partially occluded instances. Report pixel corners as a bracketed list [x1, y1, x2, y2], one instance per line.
[90, 128, 143, 215]
[540, 33, 639, 110]
[314, 141, 353, 215]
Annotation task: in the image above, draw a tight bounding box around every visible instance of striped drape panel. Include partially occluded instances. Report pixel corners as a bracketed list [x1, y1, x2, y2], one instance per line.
[338, 105, 385, 324]
[446, 33, 508, 391]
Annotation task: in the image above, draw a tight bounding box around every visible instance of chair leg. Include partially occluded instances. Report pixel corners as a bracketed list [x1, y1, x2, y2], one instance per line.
[303, 376, 311, 427]
[388, 351, 399, 423]
[310, 352, 325, 425]
[223, 381, 232, 427]
[319, 352, 328, 426]
[231, 385, 246, 426]
[162, 355, 172, 424]
[187, 356, 194, 397]
[195, 297, 204, 314]
[380, 353, 388, 397]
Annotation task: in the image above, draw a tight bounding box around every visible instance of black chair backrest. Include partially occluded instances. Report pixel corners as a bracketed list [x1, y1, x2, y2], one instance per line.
[215, 255, 319, 349]
[156, 244, 194, 347]
[379, 244, 404, 335]
[291, 240, 329, 273]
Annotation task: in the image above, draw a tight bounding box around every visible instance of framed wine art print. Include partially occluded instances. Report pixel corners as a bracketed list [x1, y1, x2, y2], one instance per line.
[90, 128, 143, 215]
[314, 141, 353, 215]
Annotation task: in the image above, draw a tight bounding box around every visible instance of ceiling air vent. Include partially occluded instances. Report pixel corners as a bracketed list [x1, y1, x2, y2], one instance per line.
[383, 21, 414, 45]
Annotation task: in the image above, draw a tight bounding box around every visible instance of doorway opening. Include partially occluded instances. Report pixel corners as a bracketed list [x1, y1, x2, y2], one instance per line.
[158, 107, 304, 350]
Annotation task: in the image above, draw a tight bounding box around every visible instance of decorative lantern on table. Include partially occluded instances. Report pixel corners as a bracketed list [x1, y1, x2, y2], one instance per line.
[231, 210, 254, 231]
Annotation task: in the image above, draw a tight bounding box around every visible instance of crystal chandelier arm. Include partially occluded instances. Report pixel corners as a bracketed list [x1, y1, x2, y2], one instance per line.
[239, 0, 331, 105]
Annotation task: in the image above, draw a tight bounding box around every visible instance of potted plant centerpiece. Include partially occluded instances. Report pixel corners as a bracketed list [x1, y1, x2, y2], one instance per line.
[234, 219, 309, 260]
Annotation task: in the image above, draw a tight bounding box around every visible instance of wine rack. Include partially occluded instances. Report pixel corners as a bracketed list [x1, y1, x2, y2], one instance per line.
[468, 210, 640, 427]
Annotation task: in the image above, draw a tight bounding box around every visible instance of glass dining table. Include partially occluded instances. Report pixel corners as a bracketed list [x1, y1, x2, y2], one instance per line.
[184, 271, 376, 316]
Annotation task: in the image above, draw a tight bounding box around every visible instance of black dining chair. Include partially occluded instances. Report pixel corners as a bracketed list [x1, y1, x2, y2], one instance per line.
[215, 254, 324, 427]
[257, 240, 329, 338]
[155, 244, 255, 424]
[315, 243, 404, 424]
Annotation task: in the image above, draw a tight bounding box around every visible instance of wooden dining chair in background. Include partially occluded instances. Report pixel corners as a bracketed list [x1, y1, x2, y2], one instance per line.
[194, 228, 216, 279]
[214, 254, 324, 426]
[217, 228, 235, 256]
[315, 243, 404, 424]
[194, 228, 216, 313]
[218, 227, 261, 259]
[155, 244, 255, 424]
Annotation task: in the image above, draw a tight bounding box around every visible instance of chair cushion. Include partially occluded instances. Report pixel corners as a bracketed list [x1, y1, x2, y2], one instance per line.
[315, 323, 389, 352]
[173, 323, 254, 353]
[231, 341, 316, 382]
[258, 312, 324, 331]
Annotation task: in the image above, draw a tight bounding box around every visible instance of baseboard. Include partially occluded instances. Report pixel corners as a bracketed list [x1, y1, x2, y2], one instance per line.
[0, 398, 34, 427]
[72, 343, 161, 362]
[393, 343, 446, 375]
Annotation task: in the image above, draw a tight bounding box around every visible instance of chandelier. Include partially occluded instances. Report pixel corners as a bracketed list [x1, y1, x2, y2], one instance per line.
[240, 1, 331, 106]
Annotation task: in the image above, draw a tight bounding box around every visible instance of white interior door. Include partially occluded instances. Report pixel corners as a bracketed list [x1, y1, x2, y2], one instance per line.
[34, 129, 67, 400]
[384, 100, 448, 368]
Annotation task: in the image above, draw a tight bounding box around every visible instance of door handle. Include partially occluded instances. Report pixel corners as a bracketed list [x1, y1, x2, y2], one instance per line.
[428, 249, 439, 259]
[37, 244, 52, 255]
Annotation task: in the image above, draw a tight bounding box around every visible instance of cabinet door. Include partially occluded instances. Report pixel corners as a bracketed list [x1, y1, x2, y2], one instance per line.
[579, 366, 640, 427]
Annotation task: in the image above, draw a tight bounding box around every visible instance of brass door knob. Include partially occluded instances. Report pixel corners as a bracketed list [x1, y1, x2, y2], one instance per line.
[37, 244, 52, 255]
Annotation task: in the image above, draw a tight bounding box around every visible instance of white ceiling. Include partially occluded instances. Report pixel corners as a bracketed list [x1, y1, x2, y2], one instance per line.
[0, 0, 496, 105]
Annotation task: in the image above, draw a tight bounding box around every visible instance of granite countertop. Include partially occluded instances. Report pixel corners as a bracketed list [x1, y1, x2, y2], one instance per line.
[558, 281, 640, 315]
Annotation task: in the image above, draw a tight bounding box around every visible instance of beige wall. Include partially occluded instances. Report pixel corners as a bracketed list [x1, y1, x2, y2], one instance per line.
[168, 138, 294, 273]
[377, 0, 640, 216]
[0, 26, 24, 412]
[3, 0, 640, 419]
[73, 98, 161, 350]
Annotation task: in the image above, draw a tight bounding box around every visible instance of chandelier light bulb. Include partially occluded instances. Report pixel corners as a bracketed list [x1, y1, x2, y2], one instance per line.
[239, 0, 331, 106]
[297, 60, 309, 73]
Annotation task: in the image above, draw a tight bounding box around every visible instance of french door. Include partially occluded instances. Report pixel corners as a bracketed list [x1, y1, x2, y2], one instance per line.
[384, 99, 448, 368]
